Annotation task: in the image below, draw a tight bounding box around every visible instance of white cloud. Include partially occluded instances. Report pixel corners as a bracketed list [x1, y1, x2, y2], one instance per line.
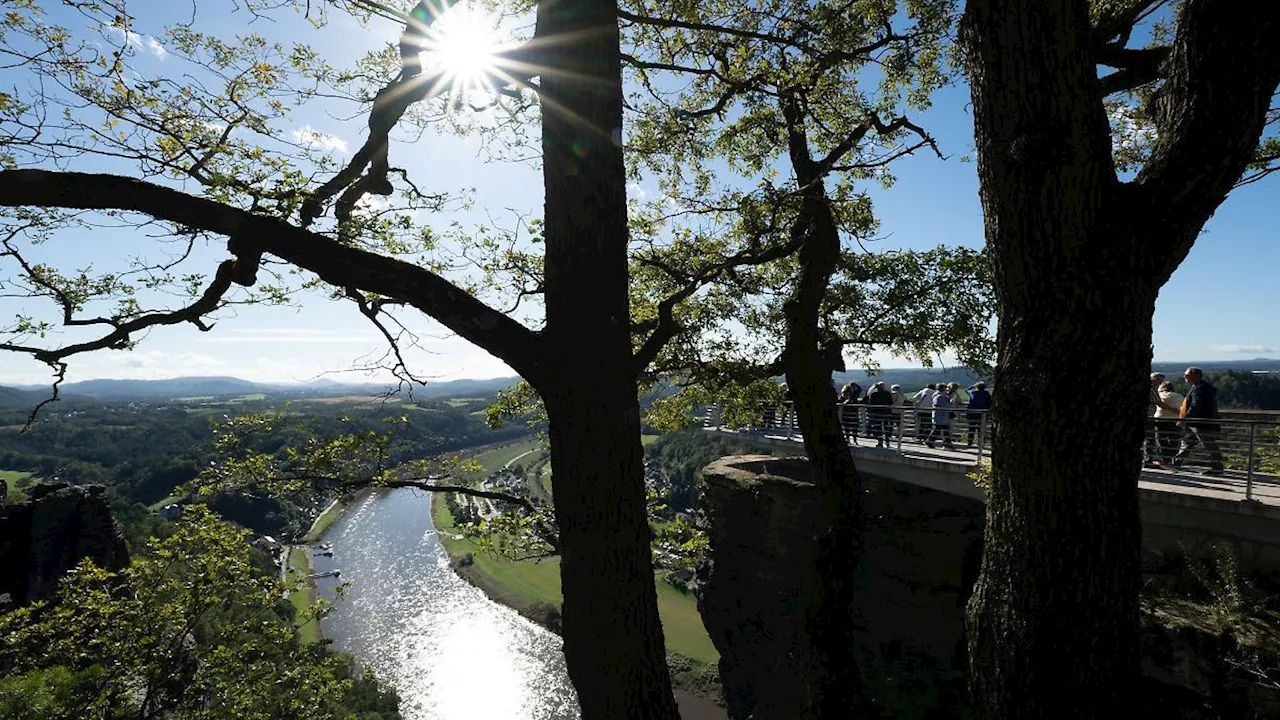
[355, 195, 389, 212]
[1209, 344, 1276, 355]
[292, 125, 349, 154]
[104, 25, 168, 59]
[626, 182, 650, 200]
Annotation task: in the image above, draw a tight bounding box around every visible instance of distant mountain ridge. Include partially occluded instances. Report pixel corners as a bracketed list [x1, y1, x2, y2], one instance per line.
[2, 358, 1276, 403]
[0, 375, 521, 402]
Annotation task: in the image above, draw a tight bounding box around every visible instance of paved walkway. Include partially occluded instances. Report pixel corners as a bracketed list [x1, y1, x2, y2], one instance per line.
[738, 428, 1280, 508]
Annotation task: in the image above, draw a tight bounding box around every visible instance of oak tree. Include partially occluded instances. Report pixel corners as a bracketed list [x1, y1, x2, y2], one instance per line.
[0, 0, 683, 715]
[959, 0, 1280, 716]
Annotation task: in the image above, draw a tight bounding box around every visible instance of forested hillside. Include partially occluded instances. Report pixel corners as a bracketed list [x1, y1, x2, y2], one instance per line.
[0, 392, 528, 539]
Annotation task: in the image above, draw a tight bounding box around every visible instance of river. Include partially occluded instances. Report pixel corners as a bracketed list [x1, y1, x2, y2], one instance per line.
[313, 488, 580, 719]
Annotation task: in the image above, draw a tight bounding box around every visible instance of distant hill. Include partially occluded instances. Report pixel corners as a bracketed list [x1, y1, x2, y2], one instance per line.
[1151, 358, 1280, 374]
[834, 367, 987, 391]
[4, 359, 1275, 404]
[56, 376, 263, 399]
[6, 375, 521, 401]
[0, 385, 57, 407]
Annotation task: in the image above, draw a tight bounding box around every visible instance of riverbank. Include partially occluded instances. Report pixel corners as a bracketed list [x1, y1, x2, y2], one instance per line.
[303, 497, 346, 543]
[288, 490, 364, 643]
[429, 494, 724, 709]
[285, 545, 322, 644]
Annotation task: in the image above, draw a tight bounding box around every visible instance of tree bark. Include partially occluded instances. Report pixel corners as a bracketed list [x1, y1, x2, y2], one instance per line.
[960, 2, 1148, 715]
[960, 0, 1280, 717]
[779, 91, 868, 718]
[536, 0, 679, 717]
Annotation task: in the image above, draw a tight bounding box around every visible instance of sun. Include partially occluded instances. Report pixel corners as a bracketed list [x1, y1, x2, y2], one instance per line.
[416, 2, 505, 87]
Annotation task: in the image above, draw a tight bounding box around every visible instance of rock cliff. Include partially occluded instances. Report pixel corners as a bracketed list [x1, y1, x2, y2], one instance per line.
[0, 483, 129, 606]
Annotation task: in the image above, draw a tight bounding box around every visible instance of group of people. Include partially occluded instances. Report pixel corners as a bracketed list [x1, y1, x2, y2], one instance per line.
[1146, 367, 1224, 475]
[834, 379, 992, 450]
[761, 367, 1226, 474]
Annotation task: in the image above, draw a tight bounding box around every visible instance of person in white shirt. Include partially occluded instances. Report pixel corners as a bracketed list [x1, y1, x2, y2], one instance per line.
[889, 384, 907, 442]
[911, 384, 937, 442]
[1151, 381, 1184, 467]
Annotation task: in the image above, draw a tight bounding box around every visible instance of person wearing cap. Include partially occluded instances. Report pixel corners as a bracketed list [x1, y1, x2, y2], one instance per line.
[1153, 380, 1184, 466]
[1144, 372, 1166, 466]
[889, 384, 907, 442]
[927, 384, 956, 450]
[965, 381, 991, 446]
[866, 381, 894, 447]
[837, 382, 862, 441]
[911, 383, 936, 442]
[1173, 367, 1224, 475]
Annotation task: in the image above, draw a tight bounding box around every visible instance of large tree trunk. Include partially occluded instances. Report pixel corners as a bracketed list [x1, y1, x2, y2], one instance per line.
[964, 273, 1155, 717]
[779, 92, 869, 718]
[535, 0, 679, 718]
[959, 1, 1165, 716]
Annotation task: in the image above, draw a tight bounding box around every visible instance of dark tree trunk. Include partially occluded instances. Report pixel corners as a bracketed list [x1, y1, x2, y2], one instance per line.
[960, 2, 1149, 715]
[779, 92, 869, 718]
[535, 0, 678, 718]
[960, 0, 1280, 717]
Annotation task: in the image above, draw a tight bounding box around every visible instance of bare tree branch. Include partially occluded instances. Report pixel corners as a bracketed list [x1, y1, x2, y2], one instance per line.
[1095, 46, 1170, 96]
[0, 169, 546, 380]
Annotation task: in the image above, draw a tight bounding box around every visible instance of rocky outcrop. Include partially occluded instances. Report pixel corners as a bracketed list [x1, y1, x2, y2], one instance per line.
[696, 455, 823, 720]
[0, 483, 129, 606]
[696, 454, 986, 719]
[697, 453, 1280, 718]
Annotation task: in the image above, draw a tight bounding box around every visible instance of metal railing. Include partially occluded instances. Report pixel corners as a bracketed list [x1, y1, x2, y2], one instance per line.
[701, 402, 1280, 502]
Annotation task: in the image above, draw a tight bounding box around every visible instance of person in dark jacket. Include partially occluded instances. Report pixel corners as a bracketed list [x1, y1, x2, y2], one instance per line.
[965, 382, 991, 446]
[837, 382, 862, 441]
[1173, 367, 1224, 476]
[865, 381, 894, 447]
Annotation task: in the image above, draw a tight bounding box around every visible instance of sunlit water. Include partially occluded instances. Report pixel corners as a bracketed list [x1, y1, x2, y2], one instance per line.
[313, 488, 579, 720]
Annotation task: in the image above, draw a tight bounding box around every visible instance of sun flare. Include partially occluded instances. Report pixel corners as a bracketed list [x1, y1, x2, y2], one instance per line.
[415, 2, 505, 86]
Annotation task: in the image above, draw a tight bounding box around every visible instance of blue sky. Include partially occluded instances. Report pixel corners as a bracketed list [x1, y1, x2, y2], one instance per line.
[1, 2, 1276, 386]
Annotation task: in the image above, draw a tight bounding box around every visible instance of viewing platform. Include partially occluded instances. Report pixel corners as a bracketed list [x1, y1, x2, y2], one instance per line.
[703, 404, 1280, 560]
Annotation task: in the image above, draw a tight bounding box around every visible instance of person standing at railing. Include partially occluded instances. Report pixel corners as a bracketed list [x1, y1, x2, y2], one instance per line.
[912, 383, 936, 442]
[1144, 372, 1167, 467]
[1152, 380, 1184, 467]
[1173, 367, 1224, 476]
[927, 385, 957, 450]
[838, 382, 862, 442]
[890, 384, 907, 442]
[866, 381, 894, 448]
[965, 382, 991, 446]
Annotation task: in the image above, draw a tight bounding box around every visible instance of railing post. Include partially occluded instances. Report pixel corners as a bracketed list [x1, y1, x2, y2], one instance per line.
[1246, 422, 1257, 502]
[976, 412, 986, 462]
[896, 406, 904, 453]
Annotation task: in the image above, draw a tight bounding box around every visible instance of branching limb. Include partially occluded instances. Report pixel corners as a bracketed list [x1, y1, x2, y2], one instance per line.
[632, 230, 807, 372]
[1136, 0, 1280, 281]
[0, 258, 236, 363]
[1095, 46, 1170, 96]
[0, 169, 545, 381]
[344, 287, 429, 386]
[300, 4, 542, 229]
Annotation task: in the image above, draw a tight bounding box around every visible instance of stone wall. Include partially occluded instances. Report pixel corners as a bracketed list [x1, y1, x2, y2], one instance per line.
[696, 455, 984, 719]
[0, 483, 129, 606]
[697, 454, 1280, 719]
